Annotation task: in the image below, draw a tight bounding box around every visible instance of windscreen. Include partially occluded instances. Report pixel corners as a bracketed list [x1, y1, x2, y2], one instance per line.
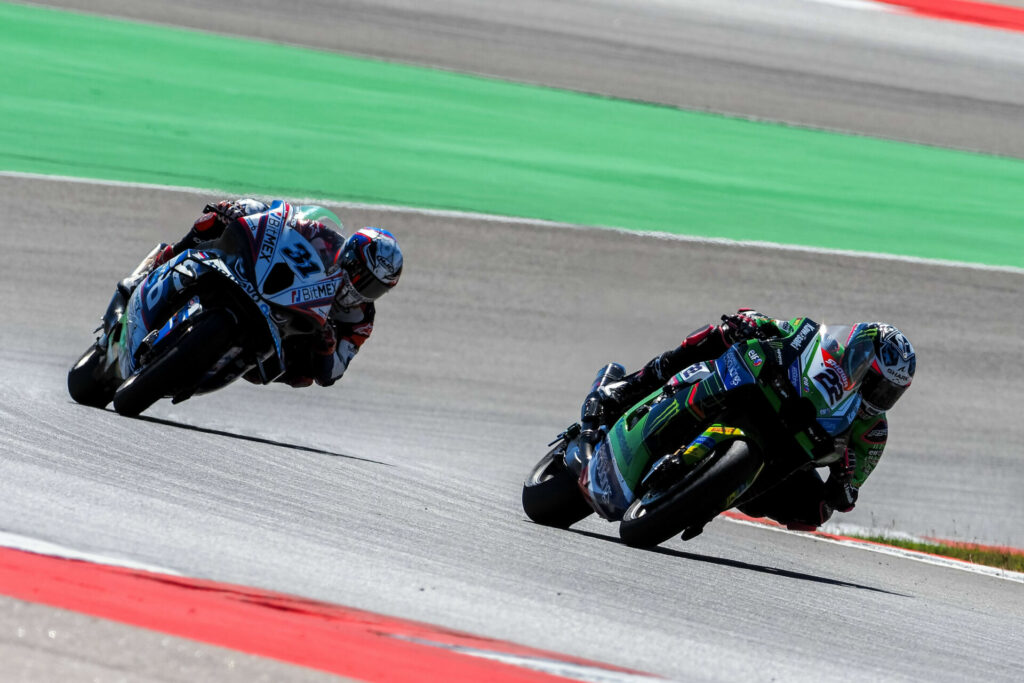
[820, 323, 874, 389]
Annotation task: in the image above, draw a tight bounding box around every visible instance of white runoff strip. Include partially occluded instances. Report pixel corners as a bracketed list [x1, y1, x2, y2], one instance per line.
[722, 516, 1024, 584]
[0, 531, 180, 575]
[393, 635, 670, 683]
[3, 170, 1023, 276]
[801, 0, 894, 11]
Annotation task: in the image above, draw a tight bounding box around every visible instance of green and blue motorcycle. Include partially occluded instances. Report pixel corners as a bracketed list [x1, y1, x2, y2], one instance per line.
[522, 318, 876, 548]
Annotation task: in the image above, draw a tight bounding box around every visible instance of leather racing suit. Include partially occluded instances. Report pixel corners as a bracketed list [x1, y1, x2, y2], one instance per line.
[596, 310, 889, 529]
[157, 198, 373, 388]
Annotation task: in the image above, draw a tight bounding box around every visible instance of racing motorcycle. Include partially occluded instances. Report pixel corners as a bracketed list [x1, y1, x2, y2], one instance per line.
[521, 319, 874, 548]
[67, 201, 344, 417]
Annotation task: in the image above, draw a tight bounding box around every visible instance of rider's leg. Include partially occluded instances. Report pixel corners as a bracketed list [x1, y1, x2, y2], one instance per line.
[737, 467, 831, 530]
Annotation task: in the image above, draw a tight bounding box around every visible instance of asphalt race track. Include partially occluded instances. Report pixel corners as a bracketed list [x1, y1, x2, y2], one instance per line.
[3, 0, 1024, 681]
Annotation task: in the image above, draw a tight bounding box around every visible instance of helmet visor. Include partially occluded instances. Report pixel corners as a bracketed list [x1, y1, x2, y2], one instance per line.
[349, 266, 391, 301]
[861, 370, 908, 412]
[339, 242, 394, 302]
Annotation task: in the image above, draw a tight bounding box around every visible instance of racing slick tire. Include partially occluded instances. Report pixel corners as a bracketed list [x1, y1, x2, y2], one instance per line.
[112, 310, 234, 418]
[522, 445, 594, 529]
[619, 439, 764, 548]
[67, 345, 117, 409]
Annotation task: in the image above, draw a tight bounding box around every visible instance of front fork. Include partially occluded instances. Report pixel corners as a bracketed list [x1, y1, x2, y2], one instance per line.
[565, 361, 627, 474]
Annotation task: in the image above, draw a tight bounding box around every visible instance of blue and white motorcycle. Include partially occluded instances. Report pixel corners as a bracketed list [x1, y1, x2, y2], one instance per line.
[68, 202, 344, 417]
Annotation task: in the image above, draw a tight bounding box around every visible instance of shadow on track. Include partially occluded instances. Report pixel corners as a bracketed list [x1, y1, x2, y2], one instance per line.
[566, 527, 908, 596]
[134, 414, 392, 465]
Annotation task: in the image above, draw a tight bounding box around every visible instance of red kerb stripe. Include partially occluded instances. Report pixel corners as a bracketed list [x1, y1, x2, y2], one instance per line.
[880, 0, 1024, 32]
[0, 546, 643, 683]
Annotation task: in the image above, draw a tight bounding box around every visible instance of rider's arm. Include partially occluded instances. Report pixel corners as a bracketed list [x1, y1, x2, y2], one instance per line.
[315, 304, 375, 387]
[597, 308, 771, 416]
[823, 413, 888, 514]
[165, 198, 270, 259]
[847, 413, 888, 489]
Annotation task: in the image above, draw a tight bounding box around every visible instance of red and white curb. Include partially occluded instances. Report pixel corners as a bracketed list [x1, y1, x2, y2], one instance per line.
[0, 536, 665, 683]
[805, 0, 1024, 32]
[721, 512, 1024, 584]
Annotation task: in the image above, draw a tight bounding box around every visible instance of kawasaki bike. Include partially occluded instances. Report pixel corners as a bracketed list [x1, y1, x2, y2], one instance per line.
[522, 318, 875, 547]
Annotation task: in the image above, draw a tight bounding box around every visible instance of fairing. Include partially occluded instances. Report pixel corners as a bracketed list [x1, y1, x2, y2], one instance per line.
[578, 319, 879, 518]
[238, 200, 344, 325]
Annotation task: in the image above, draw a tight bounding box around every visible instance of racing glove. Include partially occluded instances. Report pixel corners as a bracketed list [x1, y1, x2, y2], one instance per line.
[204, 200, 246, 225]
[824, 449, 859, 513]
[719, 309, 761, 345]
[312, 324, 340, 387]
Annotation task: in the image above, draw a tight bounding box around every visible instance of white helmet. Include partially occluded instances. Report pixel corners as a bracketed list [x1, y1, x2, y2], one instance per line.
[861, 323, 916, 414]
[335, 227, 403, 308]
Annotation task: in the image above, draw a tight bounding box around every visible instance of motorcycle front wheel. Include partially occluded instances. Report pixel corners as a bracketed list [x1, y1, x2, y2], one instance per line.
[618, 439, 764, 548]
[522, 444, 593, 529]
[67, 345, 117, 408]
[112, 310, 234, 418]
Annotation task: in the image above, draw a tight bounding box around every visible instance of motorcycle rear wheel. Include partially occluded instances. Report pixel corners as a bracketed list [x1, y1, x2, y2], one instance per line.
[112, 310, 234, 418]
[618, 439, 763, 548]
[522, 444, 593, 529]
[67, 345, 116, 408]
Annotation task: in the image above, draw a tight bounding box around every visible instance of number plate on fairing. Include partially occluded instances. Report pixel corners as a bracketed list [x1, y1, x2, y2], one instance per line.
[797, 336, 862, 436]
[245, 201, 343, 325]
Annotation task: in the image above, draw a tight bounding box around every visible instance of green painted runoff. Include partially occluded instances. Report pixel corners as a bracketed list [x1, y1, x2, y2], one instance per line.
[2, 2, 1023, 267]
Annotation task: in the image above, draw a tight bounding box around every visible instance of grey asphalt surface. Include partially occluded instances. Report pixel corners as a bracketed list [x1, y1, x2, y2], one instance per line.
[4, 0, 1024, 681]
[0, 594, 346, 683]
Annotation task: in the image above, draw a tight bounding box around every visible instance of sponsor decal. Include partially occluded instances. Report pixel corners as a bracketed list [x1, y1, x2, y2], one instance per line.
[824, 356, 850, 388]
[707, 426, 742, 436]
[802, 375, 812, 394]
[723, 351, 745, 387]
[791, 322, 815, 350]
[746, 348, 763, 367]
[290, 280, 339, 304]
[681, 436, 715, 465]
[788, 362, 801, 389]
[593, 453, 612, 491]
[585, 442, 630, 518]
[814, 367, 845, 403]
[683, 435, 717, 457]
[259, 211, 283, 261]
[226, 259, 262, 304]
[866, 425, 889, 442]
[885, 365, 912, 385]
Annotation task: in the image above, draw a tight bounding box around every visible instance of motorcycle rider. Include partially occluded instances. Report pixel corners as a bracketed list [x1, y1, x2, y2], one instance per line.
[584, 309, 916, 531]
[125, 198, 403, 388]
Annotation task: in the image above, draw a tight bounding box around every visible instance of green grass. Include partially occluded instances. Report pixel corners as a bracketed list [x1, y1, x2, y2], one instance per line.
[857, 536, 1024, 572]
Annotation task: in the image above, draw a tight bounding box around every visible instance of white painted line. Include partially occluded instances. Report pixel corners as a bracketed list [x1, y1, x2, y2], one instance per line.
[3, 170, 1022, 275]
[0, 531, 180, 575]
[722, 516, 1024, 584]
[393, 635, 670, 683]
[801, 0, 894, 12]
